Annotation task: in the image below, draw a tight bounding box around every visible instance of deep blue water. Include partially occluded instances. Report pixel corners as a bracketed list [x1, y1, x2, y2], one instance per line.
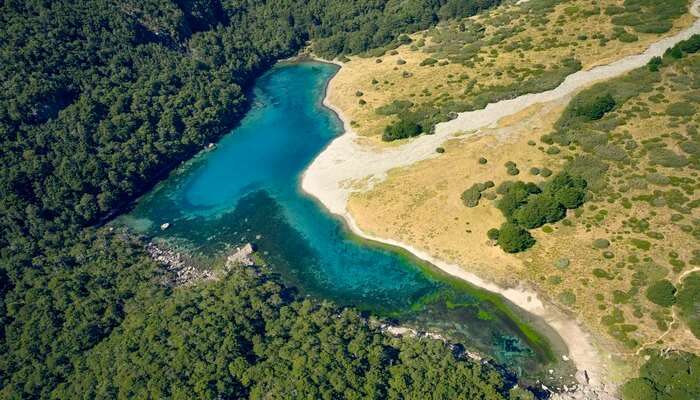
[120, 61, 570, 380]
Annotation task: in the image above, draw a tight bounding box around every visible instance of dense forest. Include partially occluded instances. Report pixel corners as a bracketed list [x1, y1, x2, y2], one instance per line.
[0, 0, 528, 398]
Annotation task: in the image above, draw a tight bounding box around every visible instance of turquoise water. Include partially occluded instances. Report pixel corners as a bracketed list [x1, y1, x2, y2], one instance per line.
[121, 61, 570, 380]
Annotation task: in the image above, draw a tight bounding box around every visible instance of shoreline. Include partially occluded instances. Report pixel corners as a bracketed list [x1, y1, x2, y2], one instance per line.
[302, 59, 612, 394]
[302, 3, 700, 396]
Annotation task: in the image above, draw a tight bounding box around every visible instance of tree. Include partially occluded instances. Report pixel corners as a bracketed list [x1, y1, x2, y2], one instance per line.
[497, 222, 535, 253]
[513, 194, 565, 229]
[382, 119, 421, 141]
[645, 279, 677, 307]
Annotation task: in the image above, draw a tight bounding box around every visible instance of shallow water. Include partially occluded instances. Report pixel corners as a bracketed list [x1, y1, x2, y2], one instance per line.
[120, 61, 570, 381]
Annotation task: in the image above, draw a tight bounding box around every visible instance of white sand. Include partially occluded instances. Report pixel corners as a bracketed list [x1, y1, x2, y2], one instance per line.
[302, 1, 700, 394]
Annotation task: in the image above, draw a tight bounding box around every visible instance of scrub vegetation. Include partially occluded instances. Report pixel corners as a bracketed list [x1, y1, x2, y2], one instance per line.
[346, 27, 700, 397]
[329, 0, 695, 142]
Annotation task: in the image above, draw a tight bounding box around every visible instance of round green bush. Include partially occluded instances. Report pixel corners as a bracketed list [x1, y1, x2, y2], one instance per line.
[530, 167, 541, 175]
[478, 157, 487, 164]
[355, 91, 364, 97]
[435, 147, 445, 153]
[540, 168, 553, 178]
[487, 228, 500, 241]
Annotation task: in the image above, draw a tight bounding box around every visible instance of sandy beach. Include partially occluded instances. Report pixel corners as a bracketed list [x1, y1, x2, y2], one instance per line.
[302, 1, 700, 396]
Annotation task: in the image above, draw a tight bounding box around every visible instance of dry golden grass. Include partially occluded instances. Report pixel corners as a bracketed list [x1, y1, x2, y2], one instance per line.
[328, 0, 695, 141]
[347, 53, 700, 375]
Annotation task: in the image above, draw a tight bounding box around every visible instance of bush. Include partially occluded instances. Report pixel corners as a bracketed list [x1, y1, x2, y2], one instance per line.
[558, 290, 577, 306]
[513, 194, 565, 229]
[573, 93, 616, 120]
[355, 91, 364, 97]
[677, 272, 700, 338]
[593, 238, 610, 249]
[496, 182, 532, 219]
[478, 157, 487, 164]
[382, 119, 421, 141]
[648, 56, 662, 72]
[649, 148, 689, 168]
[666, 101, 696, 117]
[645, 279, 676, 307]
[540, 168, 552, 177]
[497, 222, 535, 253]
[420, 57, 438, 66]
[555, 186, 586, 209]
[396, 59, 406, 65]
[461, 184, 483, 207]
[487, 228, 500, 241]
[436, 147, 445, 153]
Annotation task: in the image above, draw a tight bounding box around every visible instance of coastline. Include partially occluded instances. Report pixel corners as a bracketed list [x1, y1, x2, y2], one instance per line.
[302, 58, 613, 393]
[301, 6, 700, 396]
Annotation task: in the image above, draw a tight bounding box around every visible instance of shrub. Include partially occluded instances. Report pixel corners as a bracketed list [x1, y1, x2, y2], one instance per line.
[436, 147, 445, 153]
[496, 182, 531, 218]
[355, 91, 364, 97]
[487, 228, 500, 241]
[478, 157, 487, 164]
[540, 168, 552, 177]
[358, 99, 366, 105]
[513, 194, 565, 229]
[396, 59, 406, 65]
[649, 148, 689, 168]
[573, 93, 616, 120]
[420, 58, 438, 66]
[677, 272, 700, 338]
[376, 100, 413, 115]
[382, 119, 421, 141]
[529, 167, 541, 176]
[497, 222, 535, 253]
[645, 279, 676, 307]
[666, 101, 696, 117]
[648, 56, 662, 72]
[555, 186, 586, 209]
[558, 290, 576, 306]
[461, 185, 483, 207]
[593, 238, 610, 249]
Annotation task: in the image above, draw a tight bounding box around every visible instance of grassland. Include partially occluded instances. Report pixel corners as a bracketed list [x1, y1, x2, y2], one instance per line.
[347, 43, 700, 381]
[327, 0, 695, 142]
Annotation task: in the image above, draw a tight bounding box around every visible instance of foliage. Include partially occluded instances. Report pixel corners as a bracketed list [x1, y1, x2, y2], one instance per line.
[621, 350, 700, 400]
[573, 93, 616, 121]
[492, 173, 587, 252]
[50, 262, 515, 400]
[461, 184, 483, 207]
[496, 222, 535, 253]
[383, 119, 422, 141]
[0, 0, 516, 398]
[645, 279, 676, 307]
[513, 194, 565, 229]
[677, 272, 700, 339]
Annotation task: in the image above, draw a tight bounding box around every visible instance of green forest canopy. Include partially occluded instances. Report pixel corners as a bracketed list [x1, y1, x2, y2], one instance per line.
[0, 0, 524, 398]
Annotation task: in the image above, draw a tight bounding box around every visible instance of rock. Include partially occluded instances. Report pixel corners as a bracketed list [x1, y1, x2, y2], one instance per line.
[227, 243, 256, 267]
[562, 355, 570, 361]
[575, 370, 590, 385]
[160, 222, 170, 230]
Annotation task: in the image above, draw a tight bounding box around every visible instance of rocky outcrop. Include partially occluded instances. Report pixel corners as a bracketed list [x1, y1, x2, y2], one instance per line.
[146, 242, 258, 287]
